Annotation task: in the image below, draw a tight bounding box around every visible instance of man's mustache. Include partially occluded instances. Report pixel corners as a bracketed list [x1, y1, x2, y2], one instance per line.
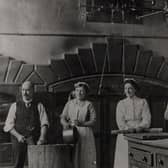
[23, 94, 30, 97]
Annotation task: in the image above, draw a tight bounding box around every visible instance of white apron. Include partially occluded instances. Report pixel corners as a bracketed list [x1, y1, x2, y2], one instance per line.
[114, 134, 128, 168]
[74, 126, 96, 168]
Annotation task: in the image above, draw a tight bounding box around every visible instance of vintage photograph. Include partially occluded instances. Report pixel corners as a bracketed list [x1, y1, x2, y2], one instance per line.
[0, 0, 168, 168]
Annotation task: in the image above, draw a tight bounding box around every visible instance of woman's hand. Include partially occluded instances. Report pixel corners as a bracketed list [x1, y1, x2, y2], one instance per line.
[61, 117, 71, 129]
[63, 122, 70, 129]
[127, 128, 136, 133]
[71, 120, 83, 127]
[135, 127, 144, 133]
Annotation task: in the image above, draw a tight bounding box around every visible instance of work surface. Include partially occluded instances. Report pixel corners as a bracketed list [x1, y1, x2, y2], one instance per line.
[125, 132, 168, 140]
[125, 132, 168, 148]
[126, 132, 168, 168]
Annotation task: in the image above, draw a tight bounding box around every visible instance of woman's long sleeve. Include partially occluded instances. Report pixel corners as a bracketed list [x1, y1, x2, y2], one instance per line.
[137, 99, 151, 128]
[83, 103, 96, 127]
[60, 102, 70, 126]
[116, 101, 128, 130]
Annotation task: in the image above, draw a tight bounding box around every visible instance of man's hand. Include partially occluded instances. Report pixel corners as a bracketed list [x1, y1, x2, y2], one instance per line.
[17, 134, 26, 143]
[10, 128, 26, 143]
[37, 139, 46, 145]
[37, 125, 48, 145]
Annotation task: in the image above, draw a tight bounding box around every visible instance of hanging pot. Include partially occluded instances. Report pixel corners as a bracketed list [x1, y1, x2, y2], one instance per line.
[62, 126, 78, 144]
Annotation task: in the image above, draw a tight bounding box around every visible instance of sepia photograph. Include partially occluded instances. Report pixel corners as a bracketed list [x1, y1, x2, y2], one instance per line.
[0, 0, 168, 168]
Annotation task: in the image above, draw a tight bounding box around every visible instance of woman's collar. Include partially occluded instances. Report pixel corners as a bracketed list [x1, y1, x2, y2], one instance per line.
[126, 95, 137, 100]
[74, 98, 85, 105]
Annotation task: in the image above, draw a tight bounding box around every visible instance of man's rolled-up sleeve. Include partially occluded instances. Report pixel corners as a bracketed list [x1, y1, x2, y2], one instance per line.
[3, 103, 17, 132]
[38, 103, 49, 127]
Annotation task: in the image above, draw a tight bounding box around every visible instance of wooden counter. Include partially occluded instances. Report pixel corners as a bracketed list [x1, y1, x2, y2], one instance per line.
[125, 133, 168, 168]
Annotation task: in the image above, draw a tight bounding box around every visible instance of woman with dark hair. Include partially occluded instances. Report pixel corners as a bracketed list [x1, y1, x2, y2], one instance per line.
[114, 79, 151, 168]
[60, 81, 96, 168]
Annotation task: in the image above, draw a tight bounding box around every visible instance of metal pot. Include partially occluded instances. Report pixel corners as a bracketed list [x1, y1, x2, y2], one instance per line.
[62, 126, 78, 144]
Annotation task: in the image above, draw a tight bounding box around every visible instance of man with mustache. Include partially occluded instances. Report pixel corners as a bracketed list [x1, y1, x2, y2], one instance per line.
[4, 81, 49, 168]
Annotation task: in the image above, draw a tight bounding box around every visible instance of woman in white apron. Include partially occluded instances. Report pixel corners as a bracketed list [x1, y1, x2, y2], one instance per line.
[114, 79, 151, 168]
[60, 81, 96, 168]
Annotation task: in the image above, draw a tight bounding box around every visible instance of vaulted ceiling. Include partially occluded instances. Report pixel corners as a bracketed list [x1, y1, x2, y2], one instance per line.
[0, 37, 168, 96]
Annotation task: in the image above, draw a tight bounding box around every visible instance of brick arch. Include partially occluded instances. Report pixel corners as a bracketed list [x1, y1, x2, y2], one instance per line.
[1, 38, 168, 95]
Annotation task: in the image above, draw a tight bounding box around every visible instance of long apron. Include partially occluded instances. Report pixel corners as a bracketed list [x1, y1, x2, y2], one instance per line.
[113, 134, 128, 168]
[63, 100, 97, 168]
[74, 126, 96, 168]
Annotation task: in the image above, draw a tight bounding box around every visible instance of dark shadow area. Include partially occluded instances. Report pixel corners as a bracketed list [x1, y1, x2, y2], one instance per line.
[34, 92, 69, 144]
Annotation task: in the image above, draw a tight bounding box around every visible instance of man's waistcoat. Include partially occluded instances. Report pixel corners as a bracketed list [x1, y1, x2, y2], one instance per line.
[15, 101, 40, 141]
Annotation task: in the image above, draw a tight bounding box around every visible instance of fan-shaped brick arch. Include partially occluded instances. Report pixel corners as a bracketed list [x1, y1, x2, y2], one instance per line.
[1, 38, 168, 95]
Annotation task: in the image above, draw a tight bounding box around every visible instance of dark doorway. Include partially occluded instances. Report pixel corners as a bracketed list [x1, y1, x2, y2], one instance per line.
[90, 95, 121, 168]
